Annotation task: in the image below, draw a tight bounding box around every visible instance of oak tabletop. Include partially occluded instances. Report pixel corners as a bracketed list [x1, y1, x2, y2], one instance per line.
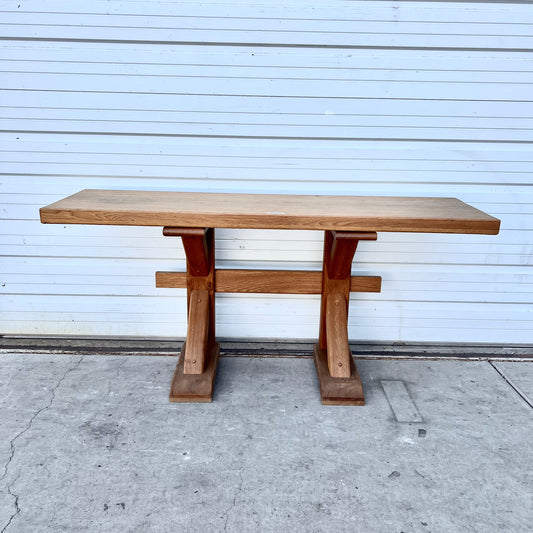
[40, 189, 500, 234]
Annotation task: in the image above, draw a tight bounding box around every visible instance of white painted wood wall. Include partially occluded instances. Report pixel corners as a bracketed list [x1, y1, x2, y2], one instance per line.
[1, 0, 532, 343]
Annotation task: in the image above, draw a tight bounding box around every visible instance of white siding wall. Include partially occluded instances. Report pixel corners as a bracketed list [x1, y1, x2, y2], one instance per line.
[1, 0, 532, 343]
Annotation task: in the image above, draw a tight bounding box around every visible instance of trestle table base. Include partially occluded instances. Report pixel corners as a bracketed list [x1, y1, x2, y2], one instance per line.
[161, 227, 381, 405]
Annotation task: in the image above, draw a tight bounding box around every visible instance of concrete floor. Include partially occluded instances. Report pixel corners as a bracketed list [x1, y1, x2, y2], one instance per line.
[0, 353, 532, 533]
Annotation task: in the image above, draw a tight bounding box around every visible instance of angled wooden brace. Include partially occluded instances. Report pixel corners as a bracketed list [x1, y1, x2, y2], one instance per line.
[162, 227, 219, 402]
[314, 230, 378, 405]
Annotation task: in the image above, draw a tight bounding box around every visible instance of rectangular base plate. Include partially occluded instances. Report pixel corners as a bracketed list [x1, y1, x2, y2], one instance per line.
[169, 341, 220, 402]
[313, 344, 364, 406]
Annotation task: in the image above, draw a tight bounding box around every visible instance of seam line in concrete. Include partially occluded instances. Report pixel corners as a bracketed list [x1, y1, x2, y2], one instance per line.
[489, 361, 533, 410]
[381, 380, 424, 423]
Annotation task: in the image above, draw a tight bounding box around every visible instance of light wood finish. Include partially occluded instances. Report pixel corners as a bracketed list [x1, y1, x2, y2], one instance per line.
[156, 269, 382, 294]
[325, 292, 351, 378]
[217, 269, 319, 294]
[40, 189, 501, 234]
[169, 342, 220, 403]
[183, 289, 209, 374]
[313, 344, 364, 406]
[156, 271, 188, 288]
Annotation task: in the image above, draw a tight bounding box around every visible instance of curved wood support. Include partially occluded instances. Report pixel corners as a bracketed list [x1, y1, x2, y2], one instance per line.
[314, 230, 377, 405]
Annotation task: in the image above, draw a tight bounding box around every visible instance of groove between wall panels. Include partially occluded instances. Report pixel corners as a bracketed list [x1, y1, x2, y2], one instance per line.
[3, 131, 533, 144]
[0, 36, 532, 53]
[4, 88, 533, 103]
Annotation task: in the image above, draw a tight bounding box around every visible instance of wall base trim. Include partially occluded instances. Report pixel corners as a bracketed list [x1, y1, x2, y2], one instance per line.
[1, 336, 531, 361]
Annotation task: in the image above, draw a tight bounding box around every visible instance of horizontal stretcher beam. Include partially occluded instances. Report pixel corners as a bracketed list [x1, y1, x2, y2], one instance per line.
[156, 269, 381, 294]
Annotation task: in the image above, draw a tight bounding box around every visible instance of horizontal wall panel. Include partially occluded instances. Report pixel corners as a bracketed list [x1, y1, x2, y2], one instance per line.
[7, 0, 533, 24]
[3, 319, 531, 344]
[3, 268, 532, 303]
[4, 256, 531, 277]
[3, 0, 533, 49]
[5, 147, 533, 176]
[4, 72, 532, 101]
[5, 107, 533, 131]
[1, 1, 532, 343]
[2, 133, 533, 161]
[4, 285, 531, 305]
[0, 224, 524, 258]
[5, 294, 532, 325]
[2, 296, 532, 343]
[3, 45, 533, 75]
[4, 163, 533, 183]
[4, 118, 533, 142]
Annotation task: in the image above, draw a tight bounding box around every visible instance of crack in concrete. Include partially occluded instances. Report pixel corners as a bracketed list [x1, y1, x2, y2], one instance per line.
[1, 476, 20, 533]
[107, 355, 128, 396]
[0, 355, 84, 533]
[223, 469, 244, 533]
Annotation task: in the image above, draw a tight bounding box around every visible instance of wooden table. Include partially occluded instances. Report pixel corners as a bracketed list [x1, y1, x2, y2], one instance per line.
[40, 190, 500, 405]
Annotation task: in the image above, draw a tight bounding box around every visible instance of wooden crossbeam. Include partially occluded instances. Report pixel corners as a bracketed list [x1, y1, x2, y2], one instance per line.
[156, 270, 381, 294]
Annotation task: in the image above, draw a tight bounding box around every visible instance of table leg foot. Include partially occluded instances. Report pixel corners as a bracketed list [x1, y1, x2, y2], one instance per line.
[169, 341, 220, 402]
[313, 344, 364, 405]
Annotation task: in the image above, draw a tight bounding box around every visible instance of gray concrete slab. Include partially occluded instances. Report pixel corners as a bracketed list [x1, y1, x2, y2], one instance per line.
[0, 353, 532, 533]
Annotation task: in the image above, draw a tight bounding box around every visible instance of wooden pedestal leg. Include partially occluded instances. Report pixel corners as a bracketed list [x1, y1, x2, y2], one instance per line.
[314, 230, 377, 405]
[163, 227, 220, 402]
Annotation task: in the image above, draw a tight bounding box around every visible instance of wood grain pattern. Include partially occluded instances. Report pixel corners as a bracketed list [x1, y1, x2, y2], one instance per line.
[325, 292, 351, 378]
[319, 231, 352, 349]
[313, 344, 364, 406]
[318, 230, 366, 402]
[163, 227, 210, 276]
[180, 228, 216, 342]
[169, 342, 220, 403]
[166, 227, 219, 394]
[40, 189, 501, 234]
[156, 270, 382, 294]
[183, 289, 209, 374]
[328, 231, 377, 279]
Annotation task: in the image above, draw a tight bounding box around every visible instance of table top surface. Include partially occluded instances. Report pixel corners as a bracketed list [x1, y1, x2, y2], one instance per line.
[40, 189, 500, 234]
